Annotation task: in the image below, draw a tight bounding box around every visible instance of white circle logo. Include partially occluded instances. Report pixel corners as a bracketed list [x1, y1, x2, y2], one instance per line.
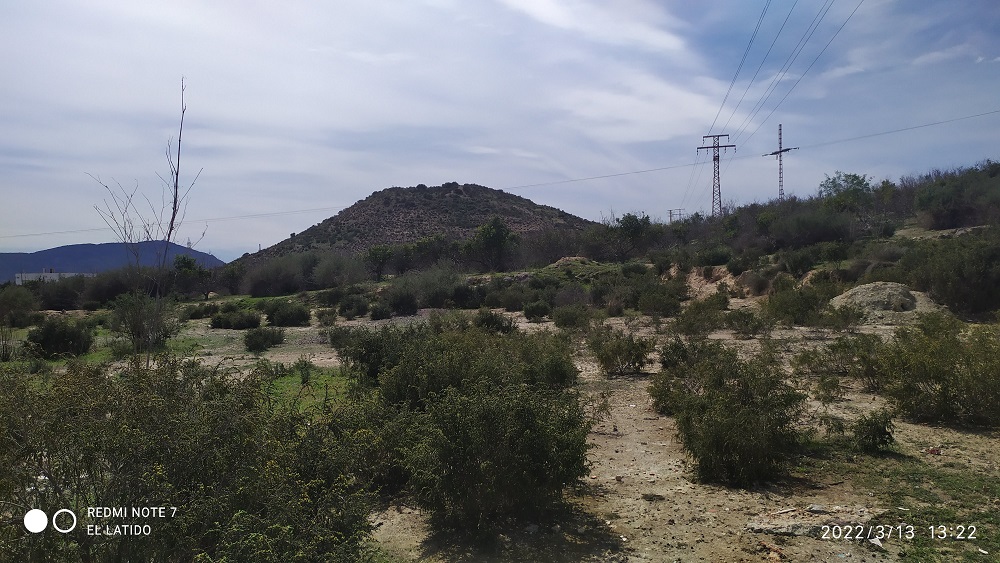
[52, 509, 77, 533]
[23, 509, 48, 533]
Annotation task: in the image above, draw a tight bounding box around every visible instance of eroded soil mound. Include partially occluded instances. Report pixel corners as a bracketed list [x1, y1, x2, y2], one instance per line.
[830, 282, 943, 324]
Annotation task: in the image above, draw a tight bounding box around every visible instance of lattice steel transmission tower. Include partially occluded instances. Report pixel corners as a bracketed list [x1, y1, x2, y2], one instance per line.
[762, 124, 798, 201]
[697, 134, 736, 217]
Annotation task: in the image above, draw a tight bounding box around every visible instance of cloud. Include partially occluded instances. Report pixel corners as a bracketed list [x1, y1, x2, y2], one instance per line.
[1, 1, 999, 260]
[912, 44, 973, 66]
[496, 0, 686, 53]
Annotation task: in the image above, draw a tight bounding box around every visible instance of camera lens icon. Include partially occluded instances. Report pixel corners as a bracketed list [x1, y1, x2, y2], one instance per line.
[24, 509, 47, 533]
[24, 508, 77, 534]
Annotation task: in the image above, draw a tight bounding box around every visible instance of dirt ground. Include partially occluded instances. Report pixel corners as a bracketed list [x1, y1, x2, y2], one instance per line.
[371, 319, 999, 561]
[366, 289, 999, 562]
[170, 288, 998, 562]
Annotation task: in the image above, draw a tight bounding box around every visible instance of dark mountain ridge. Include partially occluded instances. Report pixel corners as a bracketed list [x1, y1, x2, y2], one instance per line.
[0, 241, 224, 283]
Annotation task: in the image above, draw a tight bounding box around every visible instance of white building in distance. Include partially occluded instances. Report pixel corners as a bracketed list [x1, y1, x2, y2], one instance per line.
[15, 269, 96, 285]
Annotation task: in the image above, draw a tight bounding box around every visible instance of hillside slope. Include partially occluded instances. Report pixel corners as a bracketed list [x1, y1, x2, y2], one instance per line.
[255, 182, 598, 259]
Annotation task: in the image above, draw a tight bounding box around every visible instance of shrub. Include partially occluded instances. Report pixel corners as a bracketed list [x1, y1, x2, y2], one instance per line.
[109, 292, 177, 354]
[338, 294, 369, 320]
[210, 309, 262, 330]
[552, 304, 591, 331]
[406, 381, 590, 530]
[637, 290, 681, 317]
[793, 333, 886, 392]
[523, 300, 551, 322]
[330, 324, 429, 386]
[586, 326, 654, 376]
[244, 326, 285, 354]
[316, 308, 338, 327]
[473, 308, 516, 334]
[387, 287, 419, 316]
[673, 298, 726, 337]
[369, 301, 392, 321]
[259, 299, 311, 327]
[761, 284, 829, 326]
[0, 325, 15, 362]
[725, 308, 772, 339]
[317, 287, 345, 307]
[620, 261, 648, 277]
[876, 314, 1000, 426]
[26, 317, 94, 358]
[816, 304, 865, 331]
[450, 283, 486, 309]
[651, 344, 805, 485]
[852, 408, 895, 453]
[0, 358, 373, 561]
[184, 302, 219, 320]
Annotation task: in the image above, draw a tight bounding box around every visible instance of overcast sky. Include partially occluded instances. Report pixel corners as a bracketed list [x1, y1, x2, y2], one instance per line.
[3, 0, 999, 261]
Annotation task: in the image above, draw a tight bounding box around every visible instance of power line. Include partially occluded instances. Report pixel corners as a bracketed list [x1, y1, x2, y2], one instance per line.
[742, 0, 866, 146]
[720, 0, 801, 135]
[3, 107, 998, 242]
[732, 0, 837, 143]
[708, 0, 772, 134]
[0, 206, 348, 240]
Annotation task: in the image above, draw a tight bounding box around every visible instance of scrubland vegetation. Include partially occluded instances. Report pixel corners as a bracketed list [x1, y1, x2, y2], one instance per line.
[2, 160, 1000, 561]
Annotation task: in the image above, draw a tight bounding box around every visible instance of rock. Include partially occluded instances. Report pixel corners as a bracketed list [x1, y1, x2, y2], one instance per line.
[806, 504, 829, 514]
[642, 493, 666, 502]
[524, 524, 539, 534]
[746, 522, 822, 536]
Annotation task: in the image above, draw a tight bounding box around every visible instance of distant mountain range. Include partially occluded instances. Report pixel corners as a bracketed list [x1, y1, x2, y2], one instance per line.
[0, 241, 225, 283]
[250, 182, 598, 260]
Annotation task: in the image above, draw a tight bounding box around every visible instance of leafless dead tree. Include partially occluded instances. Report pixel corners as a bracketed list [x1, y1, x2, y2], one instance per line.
[91, 78, 203, 361]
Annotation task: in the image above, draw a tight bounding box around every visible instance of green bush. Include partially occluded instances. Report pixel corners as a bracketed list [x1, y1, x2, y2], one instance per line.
[650, 344, 805, 485]
[450, 283, 486, 309]
[637, 290, 681, 317]
[793, 333, 886, 392]
[338, 294, 369, 320]
[473, 308, 516, 334]
[761, 283, 835, 326]
[387, 287, 419, 316]
[852, 408, 896, 453]
[406, 381, 590, 530]
[552, 304, 592, 331]
[673, 297, 726, 337]
[523, 300, 551, 322]
[586, 325, 654, 376]
[324, 317, 589, 531]
[25, 317, 94, 358]
[210, 309, 262, 330]
[725, 308, 772, 339]
[876, 314, 1000, 426]
[316, 308, 338, 327]
[183, 302, 219, 320]
[244, 326, 285, 354]
[258, 299, 311, 327]
[330, 324, 430, 386]
[0, 358, 373, 561]
[369, 301, 392, 320]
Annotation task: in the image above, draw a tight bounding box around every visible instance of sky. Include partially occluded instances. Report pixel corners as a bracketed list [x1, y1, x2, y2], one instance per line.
[2, 0, 999, 262]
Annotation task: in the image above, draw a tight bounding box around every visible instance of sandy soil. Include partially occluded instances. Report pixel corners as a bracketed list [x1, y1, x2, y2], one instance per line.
[170, 293, 997, 562]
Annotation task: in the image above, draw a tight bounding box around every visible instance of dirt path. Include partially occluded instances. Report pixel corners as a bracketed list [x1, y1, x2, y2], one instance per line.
[373, 333, 905, 562]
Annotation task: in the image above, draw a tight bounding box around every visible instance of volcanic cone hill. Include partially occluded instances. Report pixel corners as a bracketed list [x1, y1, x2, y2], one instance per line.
[252, 182, 598, 259]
